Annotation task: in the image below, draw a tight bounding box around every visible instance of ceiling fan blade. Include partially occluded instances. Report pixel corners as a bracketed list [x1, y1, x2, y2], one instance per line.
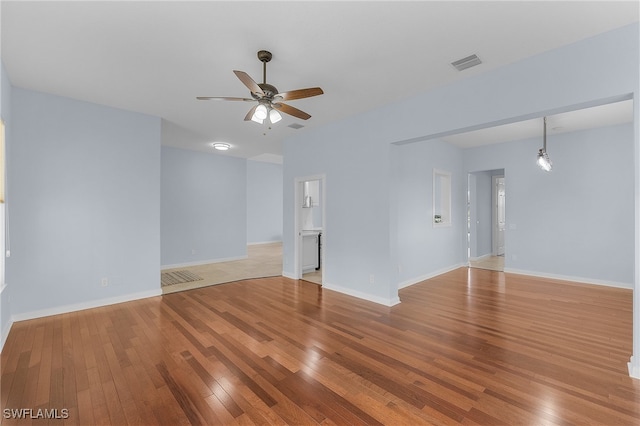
[196, 96, 253, 101]
[273, 103, 311, 120]
[244, 105, 258, 121]
[274, 87, 324, 102]
[233, 70, 264, 96]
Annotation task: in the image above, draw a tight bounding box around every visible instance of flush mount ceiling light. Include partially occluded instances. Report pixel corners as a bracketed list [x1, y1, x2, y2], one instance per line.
[537, 117, 552, 172]
[212, 142, 230, 151]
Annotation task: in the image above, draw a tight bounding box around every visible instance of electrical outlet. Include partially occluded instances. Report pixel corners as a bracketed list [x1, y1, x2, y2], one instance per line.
[369, 274, 375, 284]
[191, 249, 196, 255]
[101, 278, 108, 287]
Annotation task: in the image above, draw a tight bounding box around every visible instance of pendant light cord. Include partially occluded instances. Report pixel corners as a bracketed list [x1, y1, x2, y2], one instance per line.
[543, 116, 547, 152]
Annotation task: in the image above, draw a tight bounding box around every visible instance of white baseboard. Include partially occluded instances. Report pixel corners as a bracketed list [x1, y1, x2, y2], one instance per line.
[248, 240, 282, 246]
[262, 269, 400, 306]
[161, 255, 248, 270]
[503, 268, 632, 289]
[629, 356, 640, 379]
[322, 282, 400, 307]
[1, 317, 13, 353]
[11, 288, 163, 323]
[398, 263, 466, 290]
[282, 270, 297, 280]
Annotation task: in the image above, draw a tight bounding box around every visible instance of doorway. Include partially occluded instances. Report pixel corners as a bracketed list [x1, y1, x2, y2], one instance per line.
[492, 175, 505, 256]
[468, 169, 505, 272]
[294, 175, 325, 285]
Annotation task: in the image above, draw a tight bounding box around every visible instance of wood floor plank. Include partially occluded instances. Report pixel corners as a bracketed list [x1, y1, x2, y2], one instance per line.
[1, 269, 639, 425]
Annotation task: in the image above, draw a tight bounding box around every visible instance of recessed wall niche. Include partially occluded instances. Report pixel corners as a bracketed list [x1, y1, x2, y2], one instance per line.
[433, 169, 452, 227]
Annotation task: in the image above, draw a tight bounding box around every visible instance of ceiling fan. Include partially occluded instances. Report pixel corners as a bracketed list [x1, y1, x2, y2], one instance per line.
[197, 50, 324, 124]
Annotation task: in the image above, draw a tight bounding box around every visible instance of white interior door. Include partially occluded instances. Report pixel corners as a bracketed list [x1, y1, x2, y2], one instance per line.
[493, 176, 506, 256]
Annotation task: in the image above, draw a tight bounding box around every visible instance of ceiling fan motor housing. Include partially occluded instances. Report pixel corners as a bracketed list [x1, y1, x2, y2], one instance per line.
[253, 83, 278, 99]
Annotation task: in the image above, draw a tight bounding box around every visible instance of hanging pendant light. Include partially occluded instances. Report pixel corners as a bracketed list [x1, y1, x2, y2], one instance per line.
[537, 149, 552, 171]
[537, 116, 552, 171]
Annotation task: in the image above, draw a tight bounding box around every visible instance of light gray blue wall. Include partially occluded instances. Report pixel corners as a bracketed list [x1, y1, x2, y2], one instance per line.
[247, 160, 283, 244]
[1, 61, 12, 346]
[284, 124, 397, 304]
[161, 146, 246, 266]
[8, 87, 161, 317]
[393, 138, 466, 286]
[283, 23, 638, 304]
[464, 124, 634, 286]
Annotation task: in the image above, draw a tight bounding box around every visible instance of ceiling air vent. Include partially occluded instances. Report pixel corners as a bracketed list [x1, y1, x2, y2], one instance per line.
[451, 54, 482, 71]
[288, 123, 305, 130]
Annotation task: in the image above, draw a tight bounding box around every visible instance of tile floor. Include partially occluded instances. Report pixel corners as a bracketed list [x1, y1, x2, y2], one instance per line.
[469, 255, 505, 272]
[162, 245, 503, 293]
[161, 242, 282, 294]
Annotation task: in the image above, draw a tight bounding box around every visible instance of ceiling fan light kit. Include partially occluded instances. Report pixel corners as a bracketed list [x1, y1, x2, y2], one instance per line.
[254, 103, 268, 120]
[269, 108, 282, 123]
[197, 50, 324, 125]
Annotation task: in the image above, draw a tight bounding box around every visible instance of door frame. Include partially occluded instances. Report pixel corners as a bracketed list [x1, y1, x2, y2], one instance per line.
[293, 174, 326, 281]
[492, 174, 505, 256]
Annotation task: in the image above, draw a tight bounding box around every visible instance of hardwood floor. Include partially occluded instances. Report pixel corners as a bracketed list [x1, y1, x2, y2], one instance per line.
[1, 267, 638, 425]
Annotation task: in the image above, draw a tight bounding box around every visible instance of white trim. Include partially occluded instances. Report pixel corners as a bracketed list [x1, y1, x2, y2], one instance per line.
[0, 282, 6, 294]
[433, 168, 452, 228]
[293, 174, 326, 281]
[492, 174, 506, 257]
[161, 255, 247, 270]
[1, 317, 12, 353]
[504, 268, 632, 289]
[398, 263, 466, 290]
[11, 289, 162, 322]
[247, 240, 282, 246]
[633, 92, 639, 381]
[322, 282, 400, 307]
[282, 270, 296, 280]
[629, 356, 640, 379]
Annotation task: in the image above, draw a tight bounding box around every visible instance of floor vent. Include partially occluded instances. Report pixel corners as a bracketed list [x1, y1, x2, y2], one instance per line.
[451, 54, 482, 71]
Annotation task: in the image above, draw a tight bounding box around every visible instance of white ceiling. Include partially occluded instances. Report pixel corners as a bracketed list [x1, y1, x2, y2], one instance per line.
[2, 1, 638, 160]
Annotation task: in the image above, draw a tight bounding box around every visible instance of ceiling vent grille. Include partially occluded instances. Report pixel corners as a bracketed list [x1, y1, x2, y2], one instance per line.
[288, 123, 305, 129]
[451, 54, 482, 71]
